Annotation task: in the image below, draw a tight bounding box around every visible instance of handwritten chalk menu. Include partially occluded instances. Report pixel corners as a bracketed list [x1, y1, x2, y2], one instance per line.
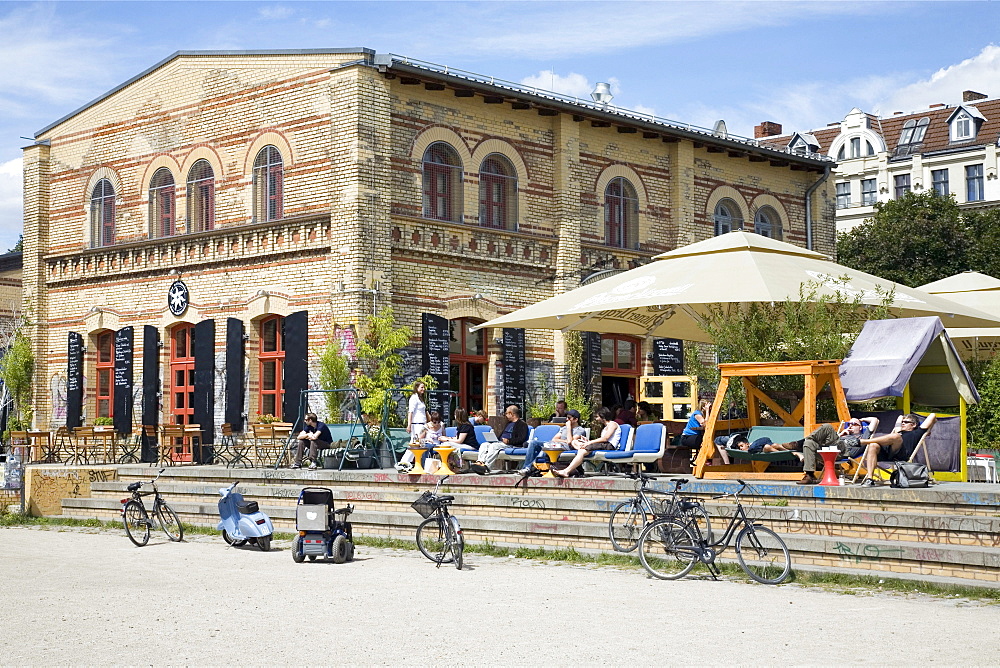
[66, 332, 83, 428]
[421, 314, 451, 417]
[582, 332, 603, 398]
[502, 328, 526, 410]
[652, 338, 684, 375]
[113, 327, 134, 435]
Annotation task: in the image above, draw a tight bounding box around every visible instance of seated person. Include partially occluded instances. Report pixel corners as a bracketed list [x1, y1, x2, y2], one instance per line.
[395, 410, 445, 472]
[554, 407, 620, 478]
[293, 412, 333, 470]
[636, 401, 659, 422]
[516, 409, 586, 476]
[767, 416, 881, 485]
[550, 400, 569, 421]
[470, 405, 528, 475]
[440, 408, 479, 471]
[858, 413, 935, 487]
[680, 399, 712, 449]
[614, 400, 638, 429]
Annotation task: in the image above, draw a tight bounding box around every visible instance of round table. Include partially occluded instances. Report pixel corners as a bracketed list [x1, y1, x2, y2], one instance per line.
[819, 449, 841, 486]
[433, 446, 458, 475]
[541, 447, 566, 478]
[406, 446, 428, 475]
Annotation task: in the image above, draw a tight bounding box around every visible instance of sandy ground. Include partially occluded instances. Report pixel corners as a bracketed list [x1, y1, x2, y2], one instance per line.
[1, 526, 998, 666]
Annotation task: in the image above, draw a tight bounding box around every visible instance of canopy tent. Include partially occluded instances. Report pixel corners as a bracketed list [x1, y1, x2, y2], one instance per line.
[478, 232, 1000, 343]
[917, 272, 1000, 359]
[839, 316, 977, 479]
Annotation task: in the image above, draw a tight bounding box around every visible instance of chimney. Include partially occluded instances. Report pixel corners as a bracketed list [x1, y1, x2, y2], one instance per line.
[754, 121, 782, 138]
[929, 103, 945, 108]
[963, 90, 987, 102]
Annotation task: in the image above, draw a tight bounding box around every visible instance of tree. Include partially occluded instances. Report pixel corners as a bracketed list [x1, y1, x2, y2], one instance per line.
[968, 355, 1000, 449]
[353, 307, 416, 426]
[963, 207, 1000, 281]
[7, 235, 22, 254]
[837, 191, 968, 287]
[0, 332, 34, 434]
[316, 331, 353, 422]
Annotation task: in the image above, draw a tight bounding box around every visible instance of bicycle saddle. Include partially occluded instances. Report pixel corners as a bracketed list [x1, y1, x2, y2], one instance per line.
[437, 495, 455, 503]
[126, 482, 142, 492]
[678, 500, 700, 511]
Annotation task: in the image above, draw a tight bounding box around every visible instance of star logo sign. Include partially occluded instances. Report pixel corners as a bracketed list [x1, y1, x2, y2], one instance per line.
[168, 280, 189, 316]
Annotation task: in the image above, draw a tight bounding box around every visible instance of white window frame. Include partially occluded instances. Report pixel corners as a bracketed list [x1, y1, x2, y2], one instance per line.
[861, 179, 877, 206]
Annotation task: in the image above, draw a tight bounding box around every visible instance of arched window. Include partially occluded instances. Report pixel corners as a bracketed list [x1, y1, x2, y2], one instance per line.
[422, 142, 463, 222]
[754, 207, 782, 240]
[148, 168, 175, 238]
[252, 146, 283, 222]
[187, 159, 215, 233]
[94, 330, 114, 419]
[605, 177, 638, 248]
[259, 315, 285, 417]
[713, 199, 741, 236]
[90, 179, 115, 247]
[479, 154, 517, 230]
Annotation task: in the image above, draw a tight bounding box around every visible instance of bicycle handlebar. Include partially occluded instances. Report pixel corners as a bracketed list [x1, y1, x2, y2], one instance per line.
[711, 479, 749, 499]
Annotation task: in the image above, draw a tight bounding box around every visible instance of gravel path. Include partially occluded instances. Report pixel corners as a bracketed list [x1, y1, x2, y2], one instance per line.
[1, 526, 998, 666]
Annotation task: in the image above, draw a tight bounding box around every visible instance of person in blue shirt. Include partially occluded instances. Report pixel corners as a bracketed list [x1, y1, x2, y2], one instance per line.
[293, 412, 333, 470]
[680, 399, 712, 449]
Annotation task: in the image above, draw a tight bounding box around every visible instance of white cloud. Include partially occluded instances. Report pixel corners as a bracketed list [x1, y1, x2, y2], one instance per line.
[520, 71, 593, 99]
[881, 44, 1000, 115]
[0, 158, 23, 252]
[257, 5, 295, 21]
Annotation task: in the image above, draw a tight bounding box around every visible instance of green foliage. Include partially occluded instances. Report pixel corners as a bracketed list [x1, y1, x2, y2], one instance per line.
[8, 235, 22, 254]
[316, 332, 353, 421]
[353, 308, 415, 427]
[0, 332, 34, 429]
[526, 371, 593, 422]
[836, 190, 975, 287]
[93, 417, 114, 426]
[686, 278, 894, 418]
[968, 356, 1000, 449]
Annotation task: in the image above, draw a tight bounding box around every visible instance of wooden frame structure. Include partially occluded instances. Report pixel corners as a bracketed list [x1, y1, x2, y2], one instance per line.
[694, 360, 851, 480]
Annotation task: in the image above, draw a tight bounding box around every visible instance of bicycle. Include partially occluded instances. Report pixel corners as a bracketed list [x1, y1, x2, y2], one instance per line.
[411, 476, 464, 570]
[638, 479, 791, 584]
[608, 473, 712, 552]
[120, 468, 184, 547]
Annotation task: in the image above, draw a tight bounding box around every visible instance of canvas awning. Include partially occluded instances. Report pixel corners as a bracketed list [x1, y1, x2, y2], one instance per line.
[839, 316, 979, 406]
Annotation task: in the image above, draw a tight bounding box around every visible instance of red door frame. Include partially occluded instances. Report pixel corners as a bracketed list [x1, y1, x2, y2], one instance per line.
[169, 324, 195, 461]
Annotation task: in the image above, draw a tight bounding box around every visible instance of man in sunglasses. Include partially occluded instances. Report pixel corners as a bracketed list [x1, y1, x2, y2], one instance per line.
[767, 416, 880, 485]
[858, 413, 937, 486]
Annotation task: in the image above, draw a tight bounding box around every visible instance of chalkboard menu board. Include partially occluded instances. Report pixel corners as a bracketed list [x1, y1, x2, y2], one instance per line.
[582, 332, 602, 398]
[652, 338, 684, 375]
[421, 314, 451, 417]
[502, 328, 526, 410]
[113, 327, 134, 435]
[66, 332, 83, 428]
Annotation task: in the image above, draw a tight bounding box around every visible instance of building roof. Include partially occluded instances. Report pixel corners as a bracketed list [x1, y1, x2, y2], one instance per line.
[32, 49, 832, 171]
[762, 97, 1000, 159]
[0, 252, 23, 273]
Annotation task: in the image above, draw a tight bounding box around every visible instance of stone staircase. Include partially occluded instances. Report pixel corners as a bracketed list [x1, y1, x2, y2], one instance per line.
[55, 465, 1000, 587]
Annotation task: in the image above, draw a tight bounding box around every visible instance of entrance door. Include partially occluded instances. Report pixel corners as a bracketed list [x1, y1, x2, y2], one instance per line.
[601, 334, 640, 409]
[169, 324, 195, 461]
[449, 318, 487, 415]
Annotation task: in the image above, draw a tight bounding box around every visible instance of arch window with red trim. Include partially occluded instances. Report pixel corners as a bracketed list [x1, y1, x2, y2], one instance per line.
[94, 331, 114, 419]
[148, 168, 175, 238]
[253, 146, 283, 222]
[479, 154, 517, 230]
[90, 178, 115, 247]
[259, 316, 285, 417]
[187, 159, 215, 233]
[604, 177, 638, 248]
[422, 142, 463, 222]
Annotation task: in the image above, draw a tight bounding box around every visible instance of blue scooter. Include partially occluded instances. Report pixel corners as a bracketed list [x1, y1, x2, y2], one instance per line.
[217, 481, 274, 551]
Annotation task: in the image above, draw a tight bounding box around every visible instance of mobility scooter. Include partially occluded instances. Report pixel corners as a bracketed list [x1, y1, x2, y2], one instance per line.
[292, 487, 356, 563]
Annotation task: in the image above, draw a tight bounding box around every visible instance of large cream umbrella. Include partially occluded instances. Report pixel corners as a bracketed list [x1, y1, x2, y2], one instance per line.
[478, 232, 1000, 341]
[918, 271, 1000, 359]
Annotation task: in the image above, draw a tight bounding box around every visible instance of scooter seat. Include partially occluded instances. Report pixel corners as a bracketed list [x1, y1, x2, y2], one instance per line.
[334, 506, 354, 516]
[238, 500, 259, 514]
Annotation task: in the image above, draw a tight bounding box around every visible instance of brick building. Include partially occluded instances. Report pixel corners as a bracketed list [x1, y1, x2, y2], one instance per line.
[758, 90, 1000, 232]
[22, 49, 834, 444]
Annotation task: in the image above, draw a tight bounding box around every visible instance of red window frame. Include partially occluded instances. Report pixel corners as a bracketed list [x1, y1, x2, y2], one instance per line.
[91, 179, 115, 247]
[601, 334, 641, 374]
[149, 168, 175, 238]
[95, 331, 114, 419]
[479, 155, 516, 230]
[253, 146, 283, 222]
[259, 316, 285, 418]
[170, 324, 196, 427]
[449, 318, 487, 414]
[605, 177, 637, 248]
[423, 143, 461, 222]
[187, 160, 215, 232]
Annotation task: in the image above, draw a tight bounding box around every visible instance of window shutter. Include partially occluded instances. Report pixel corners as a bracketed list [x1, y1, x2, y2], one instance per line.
[67, 332, 84, 428]
[193, 319, 216, 459]
[282, 310, 309, 426]
[113, 327, 134, 435]
[225, 318, 245, 431]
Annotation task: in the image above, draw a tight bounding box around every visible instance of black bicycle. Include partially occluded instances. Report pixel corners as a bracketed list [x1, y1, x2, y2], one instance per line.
[638, 480, 790, 584]
[120, 468, 184, 547]
[411, 476, 464, 570]
[608, 474, 712, 552]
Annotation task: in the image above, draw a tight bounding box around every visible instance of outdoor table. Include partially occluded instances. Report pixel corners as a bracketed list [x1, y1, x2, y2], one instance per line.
[819, 448, 841, 486]
[27, 431, 56, 463]
[71, 427, 95, 464]
[433, 445, 457, 475]
[541, 446, 567, 478]
[406, 445, 428, 475]
[184, 424, 204, 463]
[116, 431, 141, 464]
[93, 427, 117, 463]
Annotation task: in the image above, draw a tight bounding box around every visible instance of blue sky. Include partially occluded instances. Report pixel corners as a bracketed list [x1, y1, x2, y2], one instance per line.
[3, 1, 1000, 251]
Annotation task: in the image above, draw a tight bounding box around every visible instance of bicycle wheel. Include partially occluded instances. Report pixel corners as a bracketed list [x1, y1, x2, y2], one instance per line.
[448, 516, 463, 570]
[122, 501, 150, 547]
[416, 516, 453, 564]
[155, 501, 184, 541]
[735, 525, 791, 585]
[608, 499, 648, 552]
[638, 518, 698, 580]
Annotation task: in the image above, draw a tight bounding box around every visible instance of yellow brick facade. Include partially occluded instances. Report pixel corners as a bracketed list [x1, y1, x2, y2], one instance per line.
[22, 50, 834, 435]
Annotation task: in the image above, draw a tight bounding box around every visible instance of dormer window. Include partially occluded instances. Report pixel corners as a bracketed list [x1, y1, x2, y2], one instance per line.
[954, 112, 972, 140]
[948, 105, 986, 143]
[895, 117, 929, 157]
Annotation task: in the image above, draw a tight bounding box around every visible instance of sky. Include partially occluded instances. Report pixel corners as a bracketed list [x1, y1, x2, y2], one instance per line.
[3, 0, 1000, 252]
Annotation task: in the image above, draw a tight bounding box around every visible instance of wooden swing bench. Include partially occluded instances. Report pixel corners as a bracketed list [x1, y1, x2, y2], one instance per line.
[694, 360, 851, 481]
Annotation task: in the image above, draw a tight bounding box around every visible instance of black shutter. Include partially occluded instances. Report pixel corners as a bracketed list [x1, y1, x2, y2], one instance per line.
[582, 332, 602, 400]
[113, 327, 134, 435]
[141, 326, 160, 463]
[282, 311, 309, 427]
[225, 318, 246, 431]
[421, 313, 451, 417]
[66, 332, 84, 429]
[193, 319, 216, 462]
[502, 328, 527, 411]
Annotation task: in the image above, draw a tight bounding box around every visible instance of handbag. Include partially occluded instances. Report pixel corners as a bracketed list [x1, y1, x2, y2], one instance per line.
[890, 461, 929, 488]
